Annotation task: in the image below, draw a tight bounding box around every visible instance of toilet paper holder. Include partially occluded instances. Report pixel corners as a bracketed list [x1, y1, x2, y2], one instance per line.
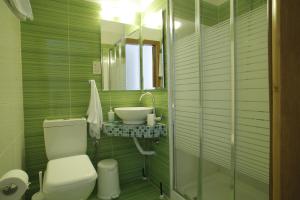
[1, 183, 19, 196]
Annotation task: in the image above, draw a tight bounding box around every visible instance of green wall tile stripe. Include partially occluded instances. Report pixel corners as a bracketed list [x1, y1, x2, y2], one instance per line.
[172, 0, 270, 27]
[216, 0, 267, 24]
[22, 0, 170, 199]
[142, 89, 170, 195]
[22, 1, 154, 199]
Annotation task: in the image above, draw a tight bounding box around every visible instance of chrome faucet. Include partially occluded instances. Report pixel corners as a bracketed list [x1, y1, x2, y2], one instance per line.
[139, 92, 156, 115]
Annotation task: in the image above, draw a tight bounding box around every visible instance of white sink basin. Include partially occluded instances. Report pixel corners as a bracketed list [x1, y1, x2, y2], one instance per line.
[114, 107, 153, 124]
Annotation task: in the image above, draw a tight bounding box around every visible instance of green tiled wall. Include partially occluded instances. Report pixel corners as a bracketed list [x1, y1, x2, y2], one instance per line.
[21, 0, 100, 198]
[174, 0, 267, 27]
[98, 91, 146, 185]
[174, 0, 219, 26]
[100, 89, 169, 195]
[140, 0, 170, 194]
[143, 89, 169, 195]
[21, 0, 165, 199]
[217, 0, 267, 23]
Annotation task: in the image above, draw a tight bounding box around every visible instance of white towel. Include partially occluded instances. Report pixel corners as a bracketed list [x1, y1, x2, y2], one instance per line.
[86, 80, 103, 140]
[6, 0, 34, 21]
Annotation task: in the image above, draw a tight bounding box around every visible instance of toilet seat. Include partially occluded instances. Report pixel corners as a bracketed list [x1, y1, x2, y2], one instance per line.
[43, 155, 97, 193]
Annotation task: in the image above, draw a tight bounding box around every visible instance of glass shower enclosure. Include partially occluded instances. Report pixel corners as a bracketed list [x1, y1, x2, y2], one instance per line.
[168, 0, 270, 200]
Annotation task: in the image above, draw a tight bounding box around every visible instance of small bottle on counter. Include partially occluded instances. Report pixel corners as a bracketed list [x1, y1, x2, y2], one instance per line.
[108, 107, 115, 122]
[147, 114, 155, 127]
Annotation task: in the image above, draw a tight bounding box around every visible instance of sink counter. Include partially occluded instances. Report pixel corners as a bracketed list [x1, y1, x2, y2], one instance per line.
[103, 122, 167, 138]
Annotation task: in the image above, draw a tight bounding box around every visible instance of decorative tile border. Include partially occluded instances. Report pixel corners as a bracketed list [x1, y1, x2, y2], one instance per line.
[103, 122, 167, 138]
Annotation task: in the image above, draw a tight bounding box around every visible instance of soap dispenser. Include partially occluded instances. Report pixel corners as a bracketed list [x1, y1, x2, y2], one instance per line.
[108, 106, 115, 122]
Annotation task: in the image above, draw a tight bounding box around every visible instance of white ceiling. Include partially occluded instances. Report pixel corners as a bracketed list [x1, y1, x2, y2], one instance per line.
[88, 0, 153, 11]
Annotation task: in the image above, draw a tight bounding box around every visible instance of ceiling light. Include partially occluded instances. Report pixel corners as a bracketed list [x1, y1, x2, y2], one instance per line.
[139, 0, 154, 12]
[143, 10, 162, 29]
[99, 0, 137, 24]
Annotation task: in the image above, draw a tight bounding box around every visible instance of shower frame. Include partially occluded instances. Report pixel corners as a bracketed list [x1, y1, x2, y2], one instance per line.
[167, 0, 270, 200]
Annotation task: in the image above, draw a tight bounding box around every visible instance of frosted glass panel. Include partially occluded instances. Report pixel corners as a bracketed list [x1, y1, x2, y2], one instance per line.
[173, 0, 201, 199]
[235, 2, 269, 200]
[200, 0, 233, 199]
[170, 0, 270, 200]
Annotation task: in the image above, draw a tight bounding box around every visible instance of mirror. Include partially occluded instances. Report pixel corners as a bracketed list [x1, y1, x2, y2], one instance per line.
[99, 0, 166, 91]
[141, 8, 165, 90]
[101, 19, 141, 90]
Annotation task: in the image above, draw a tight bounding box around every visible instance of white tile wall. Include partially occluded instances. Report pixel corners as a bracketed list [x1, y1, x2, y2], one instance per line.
[0, 0, 24, 177]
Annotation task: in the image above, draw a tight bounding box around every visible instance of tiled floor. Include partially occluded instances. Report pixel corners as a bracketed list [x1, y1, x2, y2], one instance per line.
[89, 179, 167, 200]
[178, 172, 268, 200]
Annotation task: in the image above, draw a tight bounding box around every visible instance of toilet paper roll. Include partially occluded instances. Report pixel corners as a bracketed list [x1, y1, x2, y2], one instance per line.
[0, 169, 29, 200]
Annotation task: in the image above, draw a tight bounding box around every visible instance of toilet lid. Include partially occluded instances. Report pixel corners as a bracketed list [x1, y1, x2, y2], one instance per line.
[43, 155, 97, 192]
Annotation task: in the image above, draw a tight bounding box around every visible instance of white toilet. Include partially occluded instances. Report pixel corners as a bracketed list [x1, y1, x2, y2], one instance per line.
[42, 118, 97, 200]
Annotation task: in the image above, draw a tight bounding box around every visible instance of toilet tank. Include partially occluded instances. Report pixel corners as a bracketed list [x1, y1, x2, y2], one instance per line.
[43, 118, 87, 160]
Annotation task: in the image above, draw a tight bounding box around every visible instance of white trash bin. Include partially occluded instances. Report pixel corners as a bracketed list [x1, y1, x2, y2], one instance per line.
[97, 159, 120, 200]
